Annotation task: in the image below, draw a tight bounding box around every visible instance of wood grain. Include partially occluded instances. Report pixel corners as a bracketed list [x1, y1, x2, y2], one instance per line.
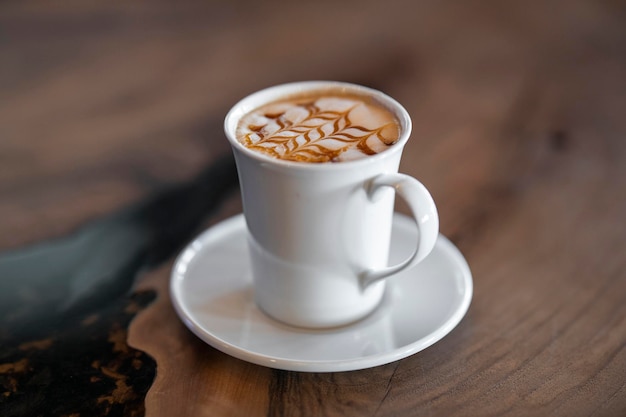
[1, 0, 625, 416]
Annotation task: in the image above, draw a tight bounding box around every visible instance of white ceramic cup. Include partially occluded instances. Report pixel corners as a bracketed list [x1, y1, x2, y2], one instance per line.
[224, 81, 439, 328]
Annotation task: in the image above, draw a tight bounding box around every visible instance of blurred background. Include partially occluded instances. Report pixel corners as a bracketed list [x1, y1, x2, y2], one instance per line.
[2, 0, 624, 248]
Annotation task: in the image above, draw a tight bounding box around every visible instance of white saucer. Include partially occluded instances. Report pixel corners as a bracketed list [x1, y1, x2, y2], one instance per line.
[170, 213, 472, 372]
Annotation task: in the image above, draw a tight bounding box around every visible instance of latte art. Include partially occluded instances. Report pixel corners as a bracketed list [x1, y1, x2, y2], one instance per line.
[236, 93, 400, 163]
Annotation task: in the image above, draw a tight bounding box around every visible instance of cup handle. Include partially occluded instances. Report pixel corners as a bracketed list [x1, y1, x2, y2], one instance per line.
[361, 173, 439, 288]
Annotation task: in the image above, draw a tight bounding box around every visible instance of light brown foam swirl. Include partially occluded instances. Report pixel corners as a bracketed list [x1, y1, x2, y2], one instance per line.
[236, 94, 400, 163]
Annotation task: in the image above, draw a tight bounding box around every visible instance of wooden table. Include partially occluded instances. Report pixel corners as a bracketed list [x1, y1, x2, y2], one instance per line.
[1, 1, 625, 416]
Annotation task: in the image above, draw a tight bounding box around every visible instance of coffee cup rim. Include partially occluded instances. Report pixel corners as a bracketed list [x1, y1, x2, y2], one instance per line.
[224, 81, 412, 170]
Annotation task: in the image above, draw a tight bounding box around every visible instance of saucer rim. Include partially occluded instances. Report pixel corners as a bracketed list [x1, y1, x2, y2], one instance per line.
[170, 213, 473, 372]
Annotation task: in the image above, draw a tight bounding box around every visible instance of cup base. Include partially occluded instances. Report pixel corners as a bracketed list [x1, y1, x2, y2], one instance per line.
[248, 234, 388, 329]
[253, 282, 386, 330]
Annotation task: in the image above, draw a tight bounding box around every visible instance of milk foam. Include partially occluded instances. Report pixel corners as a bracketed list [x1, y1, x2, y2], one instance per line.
[236, 93, 400, 163]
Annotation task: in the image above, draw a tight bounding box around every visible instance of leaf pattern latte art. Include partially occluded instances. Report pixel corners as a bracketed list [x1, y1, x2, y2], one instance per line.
[239, 99, 399, 163]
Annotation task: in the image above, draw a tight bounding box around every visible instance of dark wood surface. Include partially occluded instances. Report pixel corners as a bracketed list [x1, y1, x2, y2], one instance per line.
[1, 1, 626, 416]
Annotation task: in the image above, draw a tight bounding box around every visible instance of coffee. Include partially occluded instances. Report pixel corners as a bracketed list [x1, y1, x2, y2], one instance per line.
[235, 90, 400, 163]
